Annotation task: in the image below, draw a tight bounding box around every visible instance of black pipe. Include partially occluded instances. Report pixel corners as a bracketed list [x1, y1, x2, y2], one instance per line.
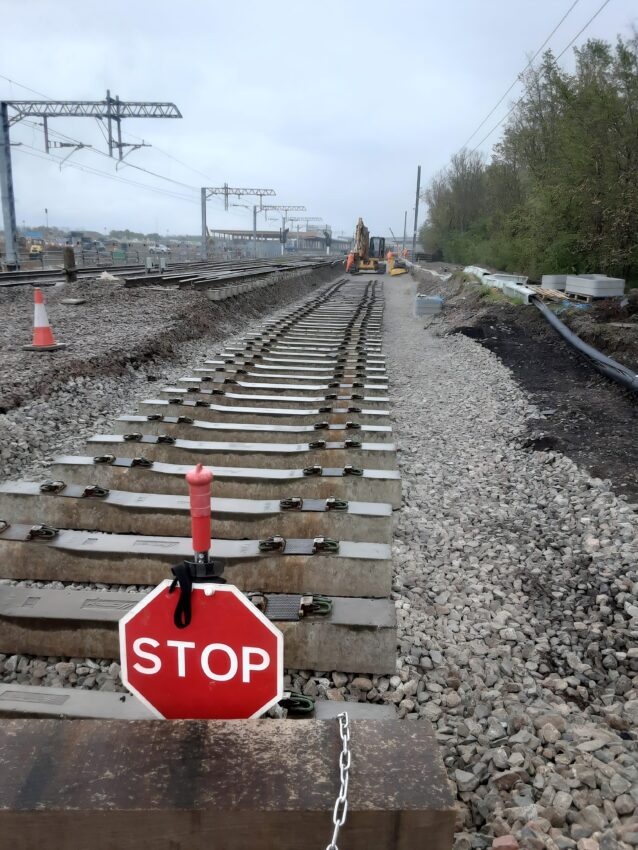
[532, 296, 638, 393]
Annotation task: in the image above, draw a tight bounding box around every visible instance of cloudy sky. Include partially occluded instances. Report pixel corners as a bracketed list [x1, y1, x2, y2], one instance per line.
[2, 0, 636, 239]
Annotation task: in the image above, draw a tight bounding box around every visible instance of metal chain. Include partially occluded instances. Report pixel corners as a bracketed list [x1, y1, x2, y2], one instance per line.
[325, 711, 351, 850]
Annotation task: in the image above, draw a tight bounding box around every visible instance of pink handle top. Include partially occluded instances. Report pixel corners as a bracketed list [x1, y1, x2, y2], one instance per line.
[186, 463, 213, 554]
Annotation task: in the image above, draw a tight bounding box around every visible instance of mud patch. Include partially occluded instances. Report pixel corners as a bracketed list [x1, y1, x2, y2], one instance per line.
[471, 313, 638, 501]
[450, 326, 485, 340]
[413, 266, 638, 502]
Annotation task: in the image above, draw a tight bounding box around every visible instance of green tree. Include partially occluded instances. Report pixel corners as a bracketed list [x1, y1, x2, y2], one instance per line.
[420, 35, 638, 283]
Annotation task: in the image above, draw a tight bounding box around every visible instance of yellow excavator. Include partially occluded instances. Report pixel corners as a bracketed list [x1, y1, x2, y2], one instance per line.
[346, 218, 386, 274]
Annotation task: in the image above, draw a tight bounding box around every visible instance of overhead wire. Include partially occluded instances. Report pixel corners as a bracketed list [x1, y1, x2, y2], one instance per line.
[14, 135, 249, 220]
[0, 73, 51, 99]
[1, 73, 278, 227]
[1, 72, 245, 216]
[116, 127, 221, 183]
[461, 0, 582, 148]
[20, 119, 198, 190]
[14, 144, 201, 205]
[469, 0, 614, 151]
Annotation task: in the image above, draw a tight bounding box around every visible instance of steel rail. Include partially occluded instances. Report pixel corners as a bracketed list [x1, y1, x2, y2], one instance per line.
[0, 255, 339, 287]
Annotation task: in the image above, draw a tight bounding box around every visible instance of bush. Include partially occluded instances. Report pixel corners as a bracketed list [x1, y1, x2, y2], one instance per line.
[420, 36, 638, 284]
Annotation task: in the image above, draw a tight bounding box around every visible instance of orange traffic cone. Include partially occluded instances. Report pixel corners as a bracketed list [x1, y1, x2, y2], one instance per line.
[22, 288, 67, 351]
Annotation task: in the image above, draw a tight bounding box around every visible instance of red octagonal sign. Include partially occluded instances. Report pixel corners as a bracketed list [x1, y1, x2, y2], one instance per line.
[120, 580, 283, 719]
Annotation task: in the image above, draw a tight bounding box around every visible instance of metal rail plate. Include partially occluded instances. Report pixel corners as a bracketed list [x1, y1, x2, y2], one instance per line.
[199, 361, 387, 375]
[230, 344, 383, 355]
[113, 414, 393, 444]
[281, 337, 381, 344]
[86, 435, 398, 469]
[0, 482, 392, 543]
[50, 456, 403, 508]
[214, 355, 386, 366]
[0, 684, 156, 720]
[177, 378, 389, 393]
[252, 362, 386, 373]
[138, 399, 390, 426]
[234, 338, 383, 347]
[0, 480, 391, 516]
[259, 331, 381, 340]
[0, 683, 396, 721]
[160, 388, 390, 408]
[0, 525, 392, 596]
[0, 525, 391, 561]
[190, 369, 389, 384]
[212, 356, 386, 368]
[0, 586, 397, 673]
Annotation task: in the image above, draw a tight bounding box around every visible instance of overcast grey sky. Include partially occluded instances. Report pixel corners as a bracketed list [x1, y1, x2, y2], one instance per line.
[1, 0, 636, 239]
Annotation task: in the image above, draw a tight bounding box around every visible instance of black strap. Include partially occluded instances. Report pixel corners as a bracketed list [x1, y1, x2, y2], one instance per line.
[169, 562, 194, 629]
[169, 559, 227, 629]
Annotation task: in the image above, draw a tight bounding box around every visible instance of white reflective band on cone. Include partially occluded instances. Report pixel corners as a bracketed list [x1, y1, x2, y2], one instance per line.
[34, 302, 51, 328]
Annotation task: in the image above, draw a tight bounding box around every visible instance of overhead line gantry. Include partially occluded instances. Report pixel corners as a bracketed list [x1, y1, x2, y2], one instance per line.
[0, 91, 182, 269]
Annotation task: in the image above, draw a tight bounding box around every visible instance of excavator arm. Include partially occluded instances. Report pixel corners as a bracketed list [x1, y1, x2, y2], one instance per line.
[348, 218, 386, 275]
[354, 217, 370, 260]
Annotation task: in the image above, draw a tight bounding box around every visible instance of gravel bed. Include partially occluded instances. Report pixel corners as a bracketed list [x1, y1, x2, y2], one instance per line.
[0, 263, 341, 414]
[411, 265, 638, 504]
[0, 276, 340, 695]
[2, 274, 637, 848]
[0, 272, 339, 482]
[289, 278, 638, 847]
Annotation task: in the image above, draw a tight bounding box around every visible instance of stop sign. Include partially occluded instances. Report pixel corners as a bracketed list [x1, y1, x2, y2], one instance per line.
[119, 580, 283, 719]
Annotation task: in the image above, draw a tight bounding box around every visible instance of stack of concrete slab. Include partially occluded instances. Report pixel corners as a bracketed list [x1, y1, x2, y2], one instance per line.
[565, 275, 625, 298]
[541, 274, 567, 291]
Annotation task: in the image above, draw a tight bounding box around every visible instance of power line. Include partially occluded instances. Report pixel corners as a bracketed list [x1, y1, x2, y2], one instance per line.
[1, 74, 260, 227]
[461, 0, 582, 148]
[16, 147, 198, 204]
[117, 130, 220, 183]
[1, 72, 224, 187]
[0, 73, 51, 100]
[19, 118, 197, 190]
[554, 0, 613, 61]
[1, 74, 213, 191]
[14, 145, 200, 204]
[14, 140, 249, 220]
[470, 0, 614, 151]
[20, 117, 241, 215]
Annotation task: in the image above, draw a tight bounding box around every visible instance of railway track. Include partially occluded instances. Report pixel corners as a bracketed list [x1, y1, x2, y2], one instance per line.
[0, 274, 455, 848]
[0, 275, 399, 713]
[0, 255, 334, 288]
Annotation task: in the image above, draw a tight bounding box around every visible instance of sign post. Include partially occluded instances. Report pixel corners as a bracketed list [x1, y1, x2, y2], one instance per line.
[119, 462, 283, 719]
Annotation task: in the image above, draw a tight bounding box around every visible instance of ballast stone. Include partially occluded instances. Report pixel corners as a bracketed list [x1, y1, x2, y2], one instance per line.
[288, 278, 638, 846]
